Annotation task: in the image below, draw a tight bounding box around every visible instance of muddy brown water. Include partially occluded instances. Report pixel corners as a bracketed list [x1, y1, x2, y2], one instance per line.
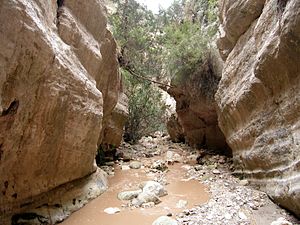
[61, 163, 210, 225]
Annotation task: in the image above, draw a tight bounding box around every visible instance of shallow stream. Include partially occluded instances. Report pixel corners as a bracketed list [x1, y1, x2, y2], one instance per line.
[61, 162, 209, 225]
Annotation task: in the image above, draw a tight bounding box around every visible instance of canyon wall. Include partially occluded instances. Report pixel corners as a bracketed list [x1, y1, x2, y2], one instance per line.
[216, 0, 300, 216]
[0, 0, 127, 223]
[167, 53, 230, 153]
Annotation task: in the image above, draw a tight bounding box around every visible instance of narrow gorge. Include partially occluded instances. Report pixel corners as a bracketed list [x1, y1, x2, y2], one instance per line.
[0, 0, 299, 225]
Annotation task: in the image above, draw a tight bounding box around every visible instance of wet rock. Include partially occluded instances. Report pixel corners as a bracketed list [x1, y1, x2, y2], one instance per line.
[142, 181, 168, 197]
[166, 151, 183, 164]
[129, 161, 142, 169]
[132, 192, 161, 206]
[142, 202, 155, 208]
[151, 160, 168, 171]
[271, 217, 293, 225]
[176, 200, 188, 208]
[152, 216, 178, 225]
[118, 190, 142, 201]
[103, 207, 120, 214]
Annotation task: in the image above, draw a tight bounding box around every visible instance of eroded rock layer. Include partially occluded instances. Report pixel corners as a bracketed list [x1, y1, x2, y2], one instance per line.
[216, 0, 300, 216]
[0, 0, 127, 222]
[167, 56, 229, 153]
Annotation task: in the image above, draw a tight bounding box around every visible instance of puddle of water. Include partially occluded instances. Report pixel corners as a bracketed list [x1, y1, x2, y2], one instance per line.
[61, 163, 209, 225]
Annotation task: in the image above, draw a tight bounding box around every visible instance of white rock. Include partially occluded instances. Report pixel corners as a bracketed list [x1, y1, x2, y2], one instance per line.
[176, 200, 188, 208]
[224, 213, 232, 220]
[166, 151, 183, 163]
[117, 190, 142, 201]
[152, 216, 178, 225]
[143, 181, 168, 197]
[212, 169, 221, 174]
[104, 207, 120, 214]
[238, 211, 248, 220]
[270, 217, 293, 225]
[129, 161, 142, 169]
[239, 179, 249, 186]
[142, 202, 155, 208]
[121, 165, 130, 170]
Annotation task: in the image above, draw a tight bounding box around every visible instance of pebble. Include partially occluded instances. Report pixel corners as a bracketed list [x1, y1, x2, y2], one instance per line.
[117, 190, 142, 201]
[239, 179, 249, 186]
[103, 207, 120, 214]
[176, 200, 188, 208]
[270, 217, 293, 225]
[224, 213, 232, 220]
[152, 216, 178, 225]
[212, 169, 221, 174]
[142, 202, 155, 208]
[238, 211, 248, 220]
[115, 136, 299, 225]
[121, 165, 130, 170]
[129, 161, 142, 169]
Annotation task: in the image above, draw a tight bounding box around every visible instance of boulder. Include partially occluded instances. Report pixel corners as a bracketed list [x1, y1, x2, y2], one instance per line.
[142, 181, 168, 197]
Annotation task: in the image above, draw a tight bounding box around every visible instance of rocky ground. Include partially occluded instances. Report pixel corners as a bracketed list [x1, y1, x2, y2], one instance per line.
[101, 133, 299, 225]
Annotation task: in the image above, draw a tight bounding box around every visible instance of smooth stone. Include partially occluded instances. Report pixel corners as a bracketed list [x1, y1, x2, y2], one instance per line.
[212, 169, 221, 174]
[152, 216, 178, 225]
[176, 200, 188, 208]
[224, 213, 232, 220]
[238, 211, 247, 220]
[270, 217, 292, 225]
[129, 161, 142, 169]
[103, 207, 120, 214]
[239, 179, 249, 186]
[135, 192, 161, 206]
[121, 165, 130, 170]
[117, 190, 142, 201]
[143, 181, 168, 197]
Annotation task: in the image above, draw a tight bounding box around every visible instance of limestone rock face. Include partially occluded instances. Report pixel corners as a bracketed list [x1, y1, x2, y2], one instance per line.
[166, 113, 185, 143]
[0, 0, 126, 221]
[216, 0, 300, 216]
[167, 57, 229, 153]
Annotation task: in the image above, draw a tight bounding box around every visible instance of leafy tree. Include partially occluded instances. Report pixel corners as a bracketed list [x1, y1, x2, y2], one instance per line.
[109, 0, 167, 143]
[160, 0, 220, 98]
[108, 0, 220, 142]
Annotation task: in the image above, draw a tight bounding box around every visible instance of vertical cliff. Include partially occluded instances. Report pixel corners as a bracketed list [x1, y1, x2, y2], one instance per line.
[216, 0, 300, 216]
[0, 0, 127, 223]
[167, 52, 230, 153]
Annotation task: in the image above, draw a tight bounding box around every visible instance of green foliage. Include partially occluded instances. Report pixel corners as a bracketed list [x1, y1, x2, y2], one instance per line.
[159, 0, 220, 98]
[123, 70, 167, 143]
[109, 0, 167, 143]
[108, 0, 220, 142]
